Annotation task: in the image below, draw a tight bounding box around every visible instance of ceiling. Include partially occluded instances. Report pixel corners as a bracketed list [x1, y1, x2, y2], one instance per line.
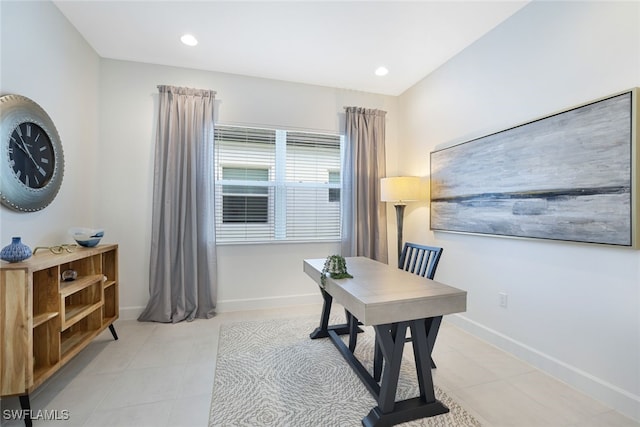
[53, 1, 529, 96]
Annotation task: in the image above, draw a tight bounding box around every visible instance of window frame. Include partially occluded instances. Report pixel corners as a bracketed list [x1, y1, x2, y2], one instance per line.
[214, 124, 343, 244]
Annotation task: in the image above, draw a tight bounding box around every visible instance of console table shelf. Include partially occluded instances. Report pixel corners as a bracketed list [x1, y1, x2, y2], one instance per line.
[61, 328, 100, 359]
[0, 244, 119, 426]
[60, 274, 104, 296]
[63, 301, 103, 330]
[32, 312, 58, 328]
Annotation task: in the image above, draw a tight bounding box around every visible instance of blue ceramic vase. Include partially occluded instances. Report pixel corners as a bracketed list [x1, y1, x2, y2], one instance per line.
[0, 237, 32, 263]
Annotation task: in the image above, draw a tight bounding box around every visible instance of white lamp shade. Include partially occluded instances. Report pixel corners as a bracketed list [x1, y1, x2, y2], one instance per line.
[380, 176, 427, 203]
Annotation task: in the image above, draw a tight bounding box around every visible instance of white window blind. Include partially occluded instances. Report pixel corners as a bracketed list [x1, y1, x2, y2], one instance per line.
[328, 170, 340, 202]
[215, 125, 342, 243]
[222, 166, 269, 224]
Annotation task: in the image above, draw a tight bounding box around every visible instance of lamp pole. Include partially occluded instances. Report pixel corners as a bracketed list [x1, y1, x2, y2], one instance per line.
[380, 176, 427, 267]
[393, 203, 406, 268]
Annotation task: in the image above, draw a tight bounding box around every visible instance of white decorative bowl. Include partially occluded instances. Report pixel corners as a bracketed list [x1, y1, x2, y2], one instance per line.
[69, 227, 104, 247]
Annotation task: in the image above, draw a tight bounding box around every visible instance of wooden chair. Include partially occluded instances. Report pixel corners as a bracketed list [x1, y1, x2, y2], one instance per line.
[373, 242, 444, 381]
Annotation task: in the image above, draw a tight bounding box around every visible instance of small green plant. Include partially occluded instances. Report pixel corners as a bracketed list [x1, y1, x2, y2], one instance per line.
[321, 254, 353, 287]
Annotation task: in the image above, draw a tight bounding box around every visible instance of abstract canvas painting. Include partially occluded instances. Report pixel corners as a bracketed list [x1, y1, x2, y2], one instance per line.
[430, 90, 638, 247]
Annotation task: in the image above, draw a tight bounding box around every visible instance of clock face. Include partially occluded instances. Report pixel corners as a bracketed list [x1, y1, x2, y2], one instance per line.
[9, 122, 55, 189]
[0, 94, 64, 212]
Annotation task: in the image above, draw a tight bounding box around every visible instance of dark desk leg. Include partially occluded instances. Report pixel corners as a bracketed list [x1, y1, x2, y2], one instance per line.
[346, 310, 359, 352]
[373, 324, 399, 382]
[323, 316, 449, 426]
[363, 319, 449, 427]
[19, 394, 32, 427]
[310, 287, 355, 339]
[373, 341, 383, 382]
[426, 316, 441, 369]
[310, 287, 334, 339]
[374, 316, 442, 380]
[374, 322, 408, 413]
[412, 318, 436, 400]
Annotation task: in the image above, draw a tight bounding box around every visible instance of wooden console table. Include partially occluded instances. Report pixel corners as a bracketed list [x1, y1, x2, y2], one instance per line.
[0, 244, 119, 426]
[304, 256, 466, 427]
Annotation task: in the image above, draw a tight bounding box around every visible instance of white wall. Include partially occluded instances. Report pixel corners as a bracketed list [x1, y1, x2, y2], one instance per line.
[397, 1, 640, 420]
[97, 59, 398, 315]
[0, 2, 100, 249]
[0, 1, 397, 318]
[1, 1, 398, 314]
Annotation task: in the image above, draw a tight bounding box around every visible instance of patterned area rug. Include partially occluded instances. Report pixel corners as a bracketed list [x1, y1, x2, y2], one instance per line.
[209, 316, 482, 426]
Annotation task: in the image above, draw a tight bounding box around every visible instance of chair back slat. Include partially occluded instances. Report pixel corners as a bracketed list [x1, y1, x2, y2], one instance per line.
[399, 242, 443, 280]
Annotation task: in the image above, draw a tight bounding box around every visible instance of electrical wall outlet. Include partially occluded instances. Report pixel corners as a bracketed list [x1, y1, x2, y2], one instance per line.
[499, 292, 508, 308]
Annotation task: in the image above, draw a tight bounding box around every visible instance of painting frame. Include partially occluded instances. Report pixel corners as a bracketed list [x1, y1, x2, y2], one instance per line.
[429, 88, 640, 248]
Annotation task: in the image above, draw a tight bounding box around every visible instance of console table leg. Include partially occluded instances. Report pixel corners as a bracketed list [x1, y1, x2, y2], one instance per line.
[108, 324, 119, 340]
[19, 394, 32, 427]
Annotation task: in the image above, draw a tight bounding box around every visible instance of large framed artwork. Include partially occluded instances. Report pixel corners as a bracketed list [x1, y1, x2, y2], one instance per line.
[430, 88, 639, 247]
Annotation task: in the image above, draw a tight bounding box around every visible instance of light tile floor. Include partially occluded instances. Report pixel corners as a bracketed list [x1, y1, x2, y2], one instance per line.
[1, 304, 638, 427]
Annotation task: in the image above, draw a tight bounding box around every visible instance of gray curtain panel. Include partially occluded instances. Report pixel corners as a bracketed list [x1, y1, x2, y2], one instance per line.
[138, 85, 217, 323]
[341, 107, 388, 263]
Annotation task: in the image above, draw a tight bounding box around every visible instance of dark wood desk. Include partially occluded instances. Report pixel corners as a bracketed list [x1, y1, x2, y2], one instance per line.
[304, 257, 467, 427]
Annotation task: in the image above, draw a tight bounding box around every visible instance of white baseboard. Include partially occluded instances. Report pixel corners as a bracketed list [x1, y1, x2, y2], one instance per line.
[215, 293, 320, 313]
[447, 314, 640, 422]
[119, 293, 321, 320]
[119, 306, 145, 320]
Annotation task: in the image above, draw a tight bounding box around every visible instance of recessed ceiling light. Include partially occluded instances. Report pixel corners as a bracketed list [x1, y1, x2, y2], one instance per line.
[375, 66, 389, 77]
[180, 34, 198, 47]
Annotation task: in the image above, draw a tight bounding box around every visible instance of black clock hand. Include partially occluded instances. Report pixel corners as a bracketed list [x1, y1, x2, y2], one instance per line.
[16, 129, 39, 162]
[15, 130, 47, 175]
[9, 138, 31, 156]
[22, 145, 47, 175]
[10, 138, 46, 178]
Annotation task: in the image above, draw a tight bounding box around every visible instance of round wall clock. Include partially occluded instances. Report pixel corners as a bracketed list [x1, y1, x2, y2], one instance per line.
[0, 94, 64, 212]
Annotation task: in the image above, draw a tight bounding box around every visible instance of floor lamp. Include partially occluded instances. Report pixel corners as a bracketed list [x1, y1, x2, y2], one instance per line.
[380, 176, 427, 267]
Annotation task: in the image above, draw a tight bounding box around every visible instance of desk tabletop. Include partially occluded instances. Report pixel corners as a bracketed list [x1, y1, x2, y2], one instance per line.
[304, 257, 467, 326]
